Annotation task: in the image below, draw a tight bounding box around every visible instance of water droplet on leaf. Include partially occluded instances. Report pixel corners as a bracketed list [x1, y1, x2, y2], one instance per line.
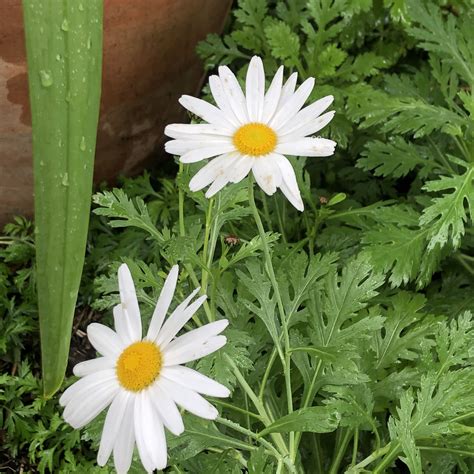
[39, 70, 53, 87]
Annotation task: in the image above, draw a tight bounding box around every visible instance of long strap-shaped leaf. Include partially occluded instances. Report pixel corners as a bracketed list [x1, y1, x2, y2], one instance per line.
[23, 0, 103, 396]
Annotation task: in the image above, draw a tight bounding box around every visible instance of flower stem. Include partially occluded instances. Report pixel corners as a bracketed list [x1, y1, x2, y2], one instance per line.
[348, 443, 393, 473]
[248, 177, 295, 462]
[178, 163, 186, 236]
[177, 169, 213, 324]
[215, 417, 296, 473]
[351, 428, 359, 466]
[372, 443, 400, 474]
[258, 347, 278, 400]
[225, 354, 290, 460]
[329, 429, 352, 474]
[200, 196, 219, 321]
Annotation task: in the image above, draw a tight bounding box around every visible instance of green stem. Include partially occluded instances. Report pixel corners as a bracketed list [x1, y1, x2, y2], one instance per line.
[427, 136, 455, 173]
[212, 399, 262, 421]
[200, 197, 219, 321]
[261, 191, 273, 230]
[225, 354, 290, 460]
[329, 429, 352, 474]
[201, 195, 221, 314]
[418, 446, 474, 457]
[275, 197, 288, 244]
[452, 136, 472, 162]
[373, 443, 400, 474]
[177, 170, 214, 324]
[348, 443, 392, 473]
[351, 428, 359, 466]
[455, 254, 474, 276]
[259, 347, 278, 400]
[248, 178, 295, 460]
[312, 434, 323, 474]
[293, 359, 323, 451]
[178, 163, 186, 236]
[215, 416, 296, 473]
[201, 198, 213, 284]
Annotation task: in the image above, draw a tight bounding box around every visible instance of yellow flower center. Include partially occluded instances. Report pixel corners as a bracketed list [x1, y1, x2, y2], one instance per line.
[233, 123, 277, 156]
[116, 341, 162, 392]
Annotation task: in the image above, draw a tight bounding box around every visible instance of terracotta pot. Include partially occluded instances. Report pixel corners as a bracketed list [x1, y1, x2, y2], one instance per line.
[0, 0, 231, 226]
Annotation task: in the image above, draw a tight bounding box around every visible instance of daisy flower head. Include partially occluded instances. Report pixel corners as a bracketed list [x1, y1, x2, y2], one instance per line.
[165, 55, 337, 211]
[60, 264, 229, 473]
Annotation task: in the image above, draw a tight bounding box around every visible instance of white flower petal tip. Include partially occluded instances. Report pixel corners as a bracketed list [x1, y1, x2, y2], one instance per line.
[321, 94, 334, 107]
[60, 264, 228, 474]
[169, 57, 337, 207]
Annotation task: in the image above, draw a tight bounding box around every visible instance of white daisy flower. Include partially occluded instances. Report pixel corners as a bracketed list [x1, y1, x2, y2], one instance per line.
[60, 264, 229, 473]
[165, 55, 336, 211]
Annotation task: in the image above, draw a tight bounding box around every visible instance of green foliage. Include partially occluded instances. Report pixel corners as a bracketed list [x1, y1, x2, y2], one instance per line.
[2, 0, 474, 472]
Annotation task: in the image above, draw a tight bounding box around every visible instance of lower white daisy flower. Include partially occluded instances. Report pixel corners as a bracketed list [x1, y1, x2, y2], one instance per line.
[60, 264, 229, 473]
[165, 55, 337, 211]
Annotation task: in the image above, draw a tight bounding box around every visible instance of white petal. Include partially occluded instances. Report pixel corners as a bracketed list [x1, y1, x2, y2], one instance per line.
[147, 265, 179, 341]
[162, 366, 230, 398]
[87, 323, 123, 358]
[275, 137, 337, 157]
[179, 144, 235, 164]
[98, 391, 131, 466]
[209, 75, 240, 127]
[262, 66, 284, 123]
[228, 155, 254, 183]
[164, 320, 228, 357]
[246, 56, 265, 122]
[165, 137, 233, 156]
[113, 305, 136, 347]
[63, 379, 119, 429]
[73, 357, 114, 377]
[218, 65, 249, 123]
[276, 72, 298, 111]
[163, 335, 227, 366]
[165, 123, 233, 139]
[205, 175, 229, 198]
[274, 154, 304, 211]
[158, 378, 219, 420]
[179, 95, 235, 128]
[156, 293, 207, 348]
[279, 111, 335, 142]
[150, 383, 185, 436]
[118, 264, 142, 341]
[133, 396, 153, 473]
[134, 393, 167, 471]
[270, 78, 315, 130]
[252, 155, 282, 195]
[280, 180, 304, 211]
[113, 396, 136, 474]
[188, 153, 237, 192]
[278, 95, 334, 135]
[60, 369, 117, 406]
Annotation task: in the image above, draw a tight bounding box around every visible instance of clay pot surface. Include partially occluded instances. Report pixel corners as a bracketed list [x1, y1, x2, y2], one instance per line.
[0, 0, 231, 225]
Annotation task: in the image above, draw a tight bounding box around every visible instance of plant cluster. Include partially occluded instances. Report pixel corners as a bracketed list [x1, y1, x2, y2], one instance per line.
[1, 0, 473, 472]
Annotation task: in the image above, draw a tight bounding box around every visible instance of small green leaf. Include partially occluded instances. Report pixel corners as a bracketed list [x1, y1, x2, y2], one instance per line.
[327, 193, 347, 207]
[258, 406, 340, 436]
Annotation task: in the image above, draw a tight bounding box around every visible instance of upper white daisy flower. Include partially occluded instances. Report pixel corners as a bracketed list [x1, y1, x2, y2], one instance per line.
[165, 55, 336, 211]
[60, 264, 229, 473]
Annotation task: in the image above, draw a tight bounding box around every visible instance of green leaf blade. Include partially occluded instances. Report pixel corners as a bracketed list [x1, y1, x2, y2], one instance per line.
[23, 0, 103, 396]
